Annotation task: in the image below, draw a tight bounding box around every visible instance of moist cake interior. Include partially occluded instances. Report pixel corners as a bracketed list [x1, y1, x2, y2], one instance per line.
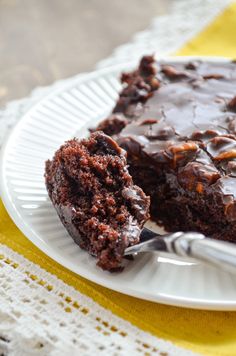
[45, 132, 150, 271]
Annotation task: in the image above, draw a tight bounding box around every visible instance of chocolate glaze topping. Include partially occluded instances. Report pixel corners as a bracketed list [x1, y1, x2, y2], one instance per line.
[97, 57, 236, 231]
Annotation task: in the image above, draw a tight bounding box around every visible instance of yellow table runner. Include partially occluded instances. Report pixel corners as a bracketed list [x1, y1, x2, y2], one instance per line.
[1, 3, 236, 355]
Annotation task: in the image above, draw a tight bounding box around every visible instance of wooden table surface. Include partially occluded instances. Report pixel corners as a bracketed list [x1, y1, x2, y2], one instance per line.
[0, 0, 173, 106]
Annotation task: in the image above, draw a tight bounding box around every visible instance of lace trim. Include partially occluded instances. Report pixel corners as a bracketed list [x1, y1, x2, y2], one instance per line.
[0, 244, 198, 355]
[97, 0, 232, 68]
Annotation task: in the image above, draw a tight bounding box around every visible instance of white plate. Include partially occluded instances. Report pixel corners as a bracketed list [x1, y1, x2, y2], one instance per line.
[1, 56, 236, 310]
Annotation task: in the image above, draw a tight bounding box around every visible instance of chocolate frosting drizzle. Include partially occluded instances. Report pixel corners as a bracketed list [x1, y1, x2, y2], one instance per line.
[108, 57, 236, 221]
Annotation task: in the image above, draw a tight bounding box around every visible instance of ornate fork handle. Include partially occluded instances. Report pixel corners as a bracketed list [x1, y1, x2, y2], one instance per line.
[125, 230, 236, 274]
[174, 232, 236, 274]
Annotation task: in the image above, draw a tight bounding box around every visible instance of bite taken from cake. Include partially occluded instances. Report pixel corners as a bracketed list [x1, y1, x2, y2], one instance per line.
[45, 132, 150, 271]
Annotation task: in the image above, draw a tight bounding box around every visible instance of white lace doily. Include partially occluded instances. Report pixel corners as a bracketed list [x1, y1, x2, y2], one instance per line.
[0, 244, 198, 356]
[0, 0, 231, 354]
[97, 0, 232, 68]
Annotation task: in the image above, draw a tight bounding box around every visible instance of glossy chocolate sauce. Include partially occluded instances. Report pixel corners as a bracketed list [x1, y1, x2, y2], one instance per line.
[110, 58, 236, 222]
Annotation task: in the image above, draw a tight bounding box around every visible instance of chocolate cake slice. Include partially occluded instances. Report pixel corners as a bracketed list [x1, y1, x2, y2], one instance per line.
[45, 132, 150, 271]
[95, 56, 236, 242]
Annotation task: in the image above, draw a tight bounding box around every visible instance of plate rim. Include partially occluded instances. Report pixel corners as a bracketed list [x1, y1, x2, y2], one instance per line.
[1, 55, 236, 310]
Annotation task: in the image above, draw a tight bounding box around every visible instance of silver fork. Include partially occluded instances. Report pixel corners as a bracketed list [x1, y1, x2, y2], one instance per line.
[124, 228, 236, 274]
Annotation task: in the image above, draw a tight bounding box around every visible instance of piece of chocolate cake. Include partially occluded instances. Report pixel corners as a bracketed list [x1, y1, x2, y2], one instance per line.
[45, 132, 150, 271]
[95, 56, 236, 242]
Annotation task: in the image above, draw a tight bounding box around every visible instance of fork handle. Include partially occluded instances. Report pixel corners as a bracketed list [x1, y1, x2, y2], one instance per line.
[170, 232, 236, 274]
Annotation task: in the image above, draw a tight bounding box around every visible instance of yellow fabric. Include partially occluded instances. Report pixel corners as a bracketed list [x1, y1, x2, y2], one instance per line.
[176, 2, 236, 57]
[1, 3, 236, 355]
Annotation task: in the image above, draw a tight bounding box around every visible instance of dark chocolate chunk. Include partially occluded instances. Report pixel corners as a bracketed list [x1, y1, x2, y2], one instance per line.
[203, 74, 224, 80]
[91, 114, 128, 136]
[185, 61, 199, 70]
[161, 65, 189, 79]
[228, 96, 236, 111]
